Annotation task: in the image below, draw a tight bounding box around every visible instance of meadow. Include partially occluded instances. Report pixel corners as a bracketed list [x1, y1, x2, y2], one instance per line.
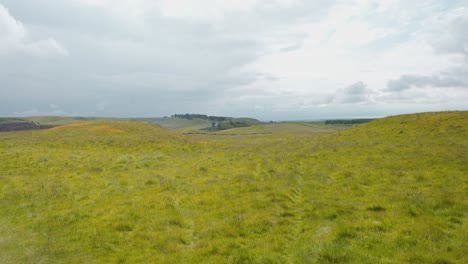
[0, 111, 466, 263]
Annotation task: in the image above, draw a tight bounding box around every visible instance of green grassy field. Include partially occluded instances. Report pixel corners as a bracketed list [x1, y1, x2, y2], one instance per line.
[217, 122, 345, 135]
[0, 112, 466, 263]
[0, 118, 29, 123]
[140, 118, 213, 130]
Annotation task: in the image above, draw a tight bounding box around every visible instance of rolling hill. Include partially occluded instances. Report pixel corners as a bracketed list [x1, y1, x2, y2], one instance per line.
[9, 116, 261, 131]
[0, 111, 466, 263]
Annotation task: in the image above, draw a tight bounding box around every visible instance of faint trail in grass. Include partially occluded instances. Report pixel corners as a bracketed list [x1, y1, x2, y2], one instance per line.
[172, 197, 196, 250]
[284, 164, 305, 263]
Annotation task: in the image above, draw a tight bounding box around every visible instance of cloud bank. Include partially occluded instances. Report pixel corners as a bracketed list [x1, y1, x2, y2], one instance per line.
[0, 0, 467, 120]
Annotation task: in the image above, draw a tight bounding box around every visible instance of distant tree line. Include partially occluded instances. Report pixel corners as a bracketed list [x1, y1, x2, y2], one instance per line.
[206, 119, 249, 131]
[171, 114, 227, 122]
[171, 113, 255, 131]
[325, 119, 375, 125]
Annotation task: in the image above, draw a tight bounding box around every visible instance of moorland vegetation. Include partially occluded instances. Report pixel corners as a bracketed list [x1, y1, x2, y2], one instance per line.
[0, 111, 466, 263]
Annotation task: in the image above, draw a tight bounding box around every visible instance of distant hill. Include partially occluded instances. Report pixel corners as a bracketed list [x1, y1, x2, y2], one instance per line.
[23, 116, 124, 125]
[0, 118, 29, 123]
[0, 118, 56, 132]
[14, 115, 263, 131]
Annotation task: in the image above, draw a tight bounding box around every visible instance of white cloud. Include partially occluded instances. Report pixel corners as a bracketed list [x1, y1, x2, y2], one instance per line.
[0, 4, 68, 57]
[240, 0, 402, 98]
[159, 0, 258, 20]
[387, 74, 467, 91]
[157, 0, 308, 20]
[240, 0, 467, 115]
[386, 6, 468, 93]
[74, 0, 261, 22]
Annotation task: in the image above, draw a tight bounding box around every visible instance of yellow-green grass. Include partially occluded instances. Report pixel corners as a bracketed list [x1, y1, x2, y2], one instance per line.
[0, 112, 466, 263]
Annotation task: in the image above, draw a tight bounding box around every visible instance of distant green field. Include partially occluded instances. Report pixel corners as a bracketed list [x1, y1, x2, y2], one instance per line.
[0, 118, 28, 123]
[0, 112, 466, 263]
[183, 122, 350, 146]
[140, 118, 213, 130]
[217, 122, 347, 135]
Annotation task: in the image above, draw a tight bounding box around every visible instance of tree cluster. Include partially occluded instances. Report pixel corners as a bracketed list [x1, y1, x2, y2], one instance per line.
[325, 119, 375, 125]
[171, 114, 227, 122]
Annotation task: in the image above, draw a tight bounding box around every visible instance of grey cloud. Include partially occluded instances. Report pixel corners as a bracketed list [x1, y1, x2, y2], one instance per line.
[0, 0, 337, 117]
[254, 0, 334, 24]
[251, 81, 374, 113]
[387, 74, 467, 91]
[255, 72, 280, 81]
[334, 81, 373, 104]
[279, 42, 304, 52]
[387, 13, 468, 93]
[3, 1, 463, 120]
[0, 0, 128, 37]
[431, 16, 468, 55]
[0, 4, 67, 56]
[377, 89, 432, 104]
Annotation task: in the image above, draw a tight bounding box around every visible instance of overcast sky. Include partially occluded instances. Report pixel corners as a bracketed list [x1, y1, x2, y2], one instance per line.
[1, 0, 467, 120]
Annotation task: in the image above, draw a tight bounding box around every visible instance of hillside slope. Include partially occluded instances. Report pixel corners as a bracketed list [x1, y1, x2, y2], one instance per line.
[286, 111, 467, 263]
[216, 122, 346, 135]
[0, 112, 466, 263]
